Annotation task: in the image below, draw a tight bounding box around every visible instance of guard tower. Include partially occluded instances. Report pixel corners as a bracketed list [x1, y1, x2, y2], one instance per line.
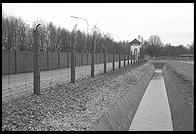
[129, 39, 141, 60]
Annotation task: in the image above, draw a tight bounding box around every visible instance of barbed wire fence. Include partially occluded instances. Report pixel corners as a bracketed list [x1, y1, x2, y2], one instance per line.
[2, 18, 144, 102]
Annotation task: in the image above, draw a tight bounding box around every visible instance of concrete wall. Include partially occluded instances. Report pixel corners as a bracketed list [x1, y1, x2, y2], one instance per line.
[2, 50, 123, 75]
[88, 62, 155, 131]
[88, 53, 92, 65]
[59, 52, 68, 69]
[17, 51, 33, 73]
[107, 54, 113, 62]
[48, 51, 58, 70]
[2, 50, 16, 75]
[162, 63, 193, 131]
[76, 53, 81, 66]
[83, 53, 87, 65]
[40, 51, 48, 71]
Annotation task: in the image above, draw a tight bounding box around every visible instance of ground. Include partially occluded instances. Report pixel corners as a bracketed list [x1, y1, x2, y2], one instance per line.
[166, 60, 194, 109]
[2, 60, 193, 131]
[2, 61, 148, 131]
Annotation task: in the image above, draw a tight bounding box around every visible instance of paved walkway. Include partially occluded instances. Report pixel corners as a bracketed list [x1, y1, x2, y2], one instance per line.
[2, 60, 132, 101]
[129, 69, 173, 131]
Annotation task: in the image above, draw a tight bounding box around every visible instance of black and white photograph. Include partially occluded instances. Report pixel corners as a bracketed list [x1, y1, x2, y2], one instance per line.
[2, 3, 194, 131]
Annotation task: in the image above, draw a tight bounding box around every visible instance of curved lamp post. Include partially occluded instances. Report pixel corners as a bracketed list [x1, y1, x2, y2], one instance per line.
[70, 16, 89, 35]
[71, 16, 89, 65]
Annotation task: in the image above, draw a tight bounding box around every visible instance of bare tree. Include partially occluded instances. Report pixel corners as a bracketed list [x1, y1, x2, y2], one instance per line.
[148, 35, 163, 57]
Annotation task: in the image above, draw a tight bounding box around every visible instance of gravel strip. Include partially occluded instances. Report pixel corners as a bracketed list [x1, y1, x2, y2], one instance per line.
[2, 61, 151, 131]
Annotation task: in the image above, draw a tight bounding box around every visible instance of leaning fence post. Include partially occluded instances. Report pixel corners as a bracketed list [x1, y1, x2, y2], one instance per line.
[33, 24, 41, 95]
[104, 47, 107, 73]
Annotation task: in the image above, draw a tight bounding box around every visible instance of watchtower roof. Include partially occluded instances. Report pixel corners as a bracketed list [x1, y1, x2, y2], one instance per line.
[129, 39, 141, 46]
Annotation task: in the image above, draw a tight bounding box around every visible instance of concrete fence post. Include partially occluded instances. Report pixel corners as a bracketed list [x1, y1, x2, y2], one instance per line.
[87, 52, 88, 65]
[33, 28, 40, 95]
[81, 51, 83, 66]
[119, 53, 121, 68]
[127, 53, 130, 66]
[75, 52, 76, 66]
[124, 53, 126, 67]
[91, 39, 95, 77]
[15, 49, 18, 74]
[131, 51, 132, 65]
[112, 47, 115, 71]
[71, 34, 76, 83]
[104, 48, 107, 73]
[67, 51, 69, 68]
[47, 50, 49, 70]
[58, 51, 60, 69]
[100, 52, 102, 63]
[95, 52, 97, 64]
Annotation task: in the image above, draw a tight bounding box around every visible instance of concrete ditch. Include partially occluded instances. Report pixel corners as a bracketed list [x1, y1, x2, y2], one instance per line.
[87, 61, 193, 131]
[162, 62, 193, 131]
[129, 68, 173, 131]
[88, 62, 155, 131]
[151, 61, 193, 131]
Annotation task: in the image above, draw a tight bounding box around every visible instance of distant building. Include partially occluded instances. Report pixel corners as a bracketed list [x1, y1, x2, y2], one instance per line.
[129, 39, 141, 60]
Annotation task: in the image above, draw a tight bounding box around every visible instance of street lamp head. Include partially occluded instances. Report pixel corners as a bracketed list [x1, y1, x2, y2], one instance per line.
[71, 16, 79, 19]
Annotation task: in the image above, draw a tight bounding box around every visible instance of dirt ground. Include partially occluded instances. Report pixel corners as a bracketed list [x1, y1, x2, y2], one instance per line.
[2, 61, 151, 131]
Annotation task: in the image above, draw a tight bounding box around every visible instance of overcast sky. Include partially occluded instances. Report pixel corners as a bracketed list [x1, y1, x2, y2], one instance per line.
[2, 3, 194, 46]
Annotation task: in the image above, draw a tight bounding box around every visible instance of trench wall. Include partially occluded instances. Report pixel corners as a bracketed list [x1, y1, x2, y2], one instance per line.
[88, 62, 155, 131]
[162, 63, 193, 131]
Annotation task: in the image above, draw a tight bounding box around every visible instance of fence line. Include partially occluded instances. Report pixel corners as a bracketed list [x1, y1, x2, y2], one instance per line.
[2, 28, 144, 102]
[2, 50, 120, 75]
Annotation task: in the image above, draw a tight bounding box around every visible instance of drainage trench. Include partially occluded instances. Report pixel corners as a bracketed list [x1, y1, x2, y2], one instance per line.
[129, 62, 173, 131]
[89, 61, 193, 131]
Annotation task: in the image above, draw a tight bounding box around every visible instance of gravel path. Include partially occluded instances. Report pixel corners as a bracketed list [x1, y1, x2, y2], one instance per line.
[129, 69, 173, 131]
[2, 61, 147, 131]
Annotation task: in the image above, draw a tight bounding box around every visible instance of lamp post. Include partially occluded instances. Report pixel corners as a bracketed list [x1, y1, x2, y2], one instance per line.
[70, 16, 89, 66]
[70, 16, 89, 35]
